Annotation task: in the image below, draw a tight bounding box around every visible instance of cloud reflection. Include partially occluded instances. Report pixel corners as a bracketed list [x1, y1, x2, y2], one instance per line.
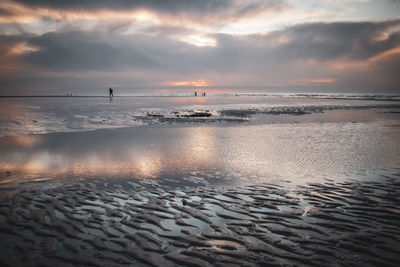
[182, 127, 217, 165]
[0, 126, 219, 183]
[1, 115, 400, 192]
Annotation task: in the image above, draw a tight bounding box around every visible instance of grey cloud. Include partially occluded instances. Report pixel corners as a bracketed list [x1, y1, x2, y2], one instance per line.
[140, 26, 194, 37]
[12, 0, 284, 18]
[206, 20, 400, 72]
[0, 34, 26, 49]
[0, 7, 14, 17]
[25, 31, 126, 71]
[1, 20, 400, 94]
[18, 20, 400, 72]
[0, 34, 32, 57]
[335, 52, 400, 93]
[371, 53, 400, 85]
[23, 30, 214, 74]
[19, 30, 249, 74]
[13, 0, 228, 11]
[258, 20, 400, 61]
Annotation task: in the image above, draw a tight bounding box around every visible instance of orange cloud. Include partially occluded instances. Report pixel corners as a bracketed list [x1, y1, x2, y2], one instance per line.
[296, 78, 336, 84]
[157, 89, 172, 93]
[13, 135, 43, 147]
[165, 78, 210, 87]
[8, 42, 39, 55]
[368, 45, 400, 63]
[0, 1, 215, 34]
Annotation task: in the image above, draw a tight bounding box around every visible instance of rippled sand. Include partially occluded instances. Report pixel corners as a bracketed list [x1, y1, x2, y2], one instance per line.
[1, 175, 399, 266]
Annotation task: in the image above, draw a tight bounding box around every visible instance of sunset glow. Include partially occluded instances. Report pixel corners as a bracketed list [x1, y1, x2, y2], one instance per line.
[8, 42, 39, 55]
[165, 79, 211, 87]
[297, 78, 337, 84]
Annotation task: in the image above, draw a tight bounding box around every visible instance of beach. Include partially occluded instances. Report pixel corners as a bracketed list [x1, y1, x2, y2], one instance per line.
[1, 95, 400, 266]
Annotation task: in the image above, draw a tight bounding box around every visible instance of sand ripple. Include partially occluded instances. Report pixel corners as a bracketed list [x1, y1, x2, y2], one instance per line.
[0, 176, 399, 266]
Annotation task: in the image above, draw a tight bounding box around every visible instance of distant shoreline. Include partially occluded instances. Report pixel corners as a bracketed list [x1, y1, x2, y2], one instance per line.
[1, 93, 400, 101]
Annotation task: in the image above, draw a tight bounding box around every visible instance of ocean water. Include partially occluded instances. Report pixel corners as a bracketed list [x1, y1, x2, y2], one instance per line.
[1, 94, 399, 137]
[0, 94, 400, 192]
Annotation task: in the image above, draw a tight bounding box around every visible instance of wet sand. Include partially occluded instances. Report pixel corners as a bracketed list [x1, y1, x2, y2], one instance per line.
[1, 100, 400, 266]
[0, 175, 399, 266]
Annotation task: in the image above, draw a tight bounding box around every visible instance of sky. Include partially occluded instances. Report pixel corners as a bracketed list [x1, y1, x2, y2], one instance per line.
[0, 0, 399, 95]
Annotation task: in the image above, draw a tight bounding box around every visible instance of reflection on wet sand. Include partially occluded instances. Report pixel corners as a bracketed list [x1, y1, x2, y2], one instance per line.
[171, 97, 208, 103]
[1, 112, 400, 194]
[183, 127, 217, 164]
[134, 154, 163, 177]
[1, 153, 164, 180]
[0, 102, 36, 136]
[0, 126, 221, 190]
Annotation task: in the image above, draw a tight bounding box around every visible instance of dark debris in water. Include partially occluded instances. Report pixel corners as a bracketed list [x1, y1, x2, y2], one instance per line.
[182, 112, 212, 118]
[0, 177, 399, 266]
[134, 115, 247, 124]
[220, 104, 400, 118]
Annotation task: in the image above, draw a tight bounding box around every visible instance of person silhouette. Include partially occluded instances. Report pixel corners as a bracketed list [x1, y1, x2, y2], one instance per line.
[109, 88, 114, 98]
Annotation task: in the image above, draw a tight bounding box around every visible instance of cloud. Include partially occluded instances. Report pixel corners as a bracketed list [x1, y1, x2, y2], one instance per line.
[295, 78, 336, 84]
[0, 0, 288, 43]
[257, 20, 400, 61]
[1, 19, 400, 94]
[21, 30, 214, 73]
[0, 6, 15, 17]
[0, 34, 27, 52]
[19, 20, 400, 69]
[0, 33, 35, 72]
[12, 0, 285, 19]
[363, 50, 400, 88]
[165, 79, 210, 86]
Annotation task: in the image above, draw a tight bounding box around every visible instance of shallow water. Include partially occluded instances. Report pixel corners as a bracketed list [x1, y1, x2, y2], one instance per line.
[1, 109, 400, 194]
[1, 95, 399, 137]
